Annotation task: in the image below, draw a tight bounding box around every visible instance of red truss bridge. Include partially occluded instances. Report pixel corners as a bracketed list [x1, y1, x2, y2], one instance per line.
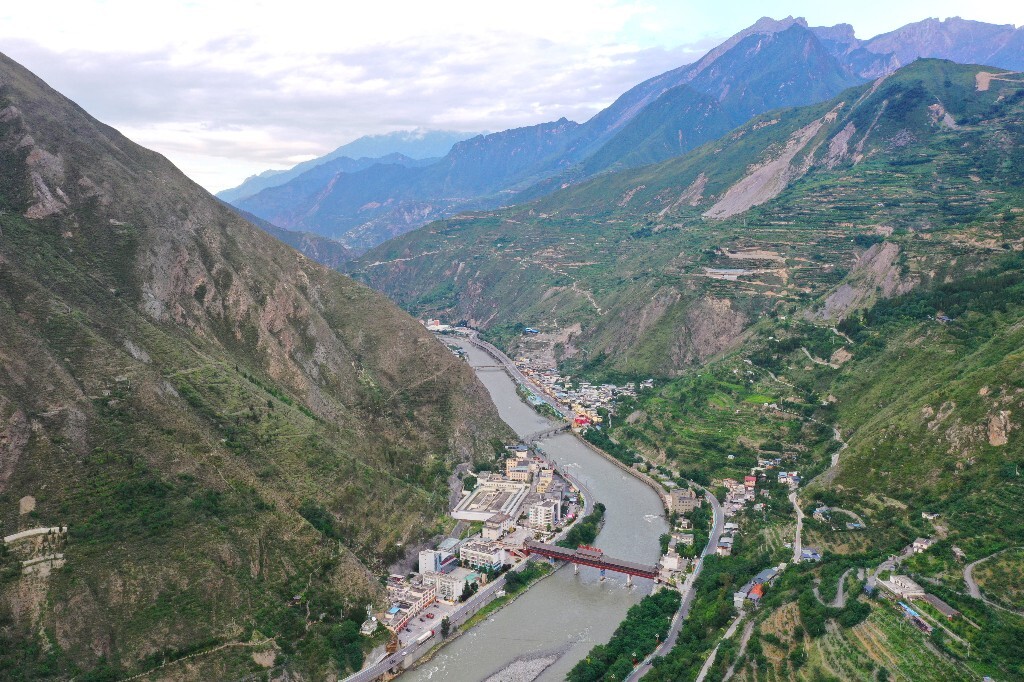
[523, 540, 659, 584]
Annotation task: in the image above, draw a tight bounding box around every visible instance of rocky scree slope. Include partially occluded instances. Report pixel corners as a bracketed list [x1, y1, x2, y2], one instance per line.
[0, 52, 507, 680]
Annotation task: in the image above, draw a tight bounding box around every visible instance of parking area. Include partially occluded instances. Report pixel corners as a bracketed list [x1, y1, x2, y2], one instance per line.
[396, 599, 457, 648]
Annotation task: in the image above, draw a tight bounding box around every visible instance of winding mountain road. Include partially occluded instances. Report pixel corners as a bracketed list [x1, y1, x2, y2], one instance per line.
[813, 568, 853, 608]
[829, 507, 866, 527]
[625, 488, 725, 681]
[964, 548, 1024, 615]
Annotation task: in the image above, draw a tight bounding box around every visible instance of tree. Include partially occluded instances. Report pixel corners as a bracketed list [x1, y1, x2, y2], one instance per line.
[440, 616, 451, 639]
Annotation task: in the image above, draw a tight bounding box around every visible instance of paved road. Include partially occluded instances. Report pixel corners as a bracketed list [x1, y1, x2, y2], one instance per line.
[829, 507, 866, 527]
[964, 547, 1024, 615]
[866, 544, 916, 593]
[625, 488, 725, 681]
[342, 569, 517, 682]
[964, 550, 1007, 599]
[790, 492, 804, 563]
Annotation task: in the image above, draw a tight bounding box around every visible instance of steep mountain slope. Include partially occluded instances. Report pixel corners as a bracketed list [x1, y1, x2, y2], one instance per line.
[234, 118, 581, 248]
[353, 60, 1024, 377]
[580, 24, 862, 175]
[216, 129, 476, 203]
[0, 52, 506, 680]
[610, 205, 1024, 682]
[550, 15, 812, 165]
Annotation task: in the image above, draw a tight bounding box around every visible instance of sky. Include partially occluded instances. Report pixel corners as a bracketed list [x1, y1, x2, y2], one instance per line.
[1, 1, 1021, 192]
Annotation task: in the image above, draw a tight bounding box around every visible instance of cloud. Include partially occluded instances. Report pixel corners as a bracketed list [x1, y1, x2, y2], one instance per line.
[9, 0, 1017, 191]
[1, 27, 706, 191]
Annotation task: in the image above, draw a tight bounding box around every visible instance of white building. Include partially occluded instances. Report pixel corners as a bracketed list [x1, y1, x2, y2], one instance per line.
[912, 537, 937, 554]
[482, 512, 513, 540]
[527, 500, 560, 530]
[452, 476, 531, 522]
[459, 540, 507, 571]
[419, 549, 456, 575]
[434, 567, 479, 602]
[880, 574, 926, 600]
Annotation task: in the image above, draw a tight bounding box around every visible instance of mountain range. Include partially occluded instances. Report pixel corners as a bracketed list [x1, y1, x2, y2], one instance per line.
[352, 58, 1024, 375]
[3, 12, 1024, 681]
[228, 16, 1024, 256]
[216, 128, 478, 203]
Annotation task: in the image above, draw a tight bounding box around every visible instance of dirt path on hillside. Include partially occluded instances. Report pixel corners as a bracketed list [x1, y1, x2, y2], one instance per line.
[813, 568, 853, 608]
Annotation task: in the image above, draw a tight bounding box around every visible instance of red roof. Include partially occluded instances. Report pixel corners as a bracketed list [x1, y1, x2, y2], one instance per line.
[750, 584, 765, 598]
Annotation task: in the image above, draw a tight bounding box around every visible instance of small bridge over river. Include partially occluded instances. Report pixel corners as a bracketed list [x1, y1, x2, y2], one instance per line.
[524, 540, 659, 585]
[523, 424, 570, 444]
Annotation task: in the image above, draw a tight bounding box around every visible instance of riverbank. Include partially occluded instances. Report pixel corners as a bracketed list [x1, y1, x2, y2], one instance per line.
[403, 562, 557, 673]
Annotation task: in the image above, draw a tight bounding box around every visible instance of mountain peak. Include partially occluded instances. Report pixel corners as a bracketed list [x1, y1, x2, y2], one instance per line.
[748, 15, 808, 32]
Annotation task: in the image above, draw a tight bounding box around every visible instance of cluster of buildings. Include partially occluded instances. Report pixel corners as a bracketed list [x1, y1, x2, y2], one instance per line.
[378, 540, 499, 634]
[734, 566, 782, 610]
[722, 475, 759, 515]
[513, 354, 652, 427]
[657, 487, 703, 583]
[877, 574, 960, 623]
[375, 446, 581, 635]
[755, 455, 802, 484]
[453, 450, 573, 534]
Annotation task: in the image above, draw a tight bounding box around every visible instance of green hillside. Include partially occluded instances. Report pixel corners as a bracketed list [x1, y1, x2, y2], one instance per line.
[353, 60, 1024, 377]
[0, 52, 507, 680]
[351, 60, 1024, 680]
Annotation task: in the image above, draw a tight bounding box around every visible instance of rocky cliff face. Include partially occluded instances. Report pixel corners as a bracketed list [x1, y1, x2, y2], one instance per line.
[0, 51, 506, 679]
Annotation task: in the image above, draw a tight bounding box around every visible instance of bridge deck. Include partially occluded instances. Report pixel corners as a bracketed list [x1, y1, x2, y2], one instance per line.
[524, 540, 658, 579]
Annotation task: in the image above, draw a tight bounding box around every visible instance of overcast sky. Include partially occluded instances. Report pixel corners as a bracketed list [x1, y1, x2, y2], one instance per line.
[2, 1, 1021, 192]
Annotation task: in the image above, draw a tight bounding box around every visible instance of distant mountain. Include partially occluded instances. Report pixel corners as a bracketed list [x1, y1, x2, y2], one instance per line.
[0, 51, 505, 679]
[813, 16, 1024, 78]
[226, 204, 355, 268]
[216, 128, 478, 203]
[234, 118, 581, 249]
[579, 24, 863, 175]
[228, 18, 859, 249]
[226, 16, 1024, 253]
[554, 15, 813, 165]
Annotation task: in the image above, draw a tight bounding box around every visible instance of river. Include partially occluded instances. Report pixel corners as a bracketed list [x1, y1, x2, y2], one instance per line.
[401, 340, 668, 682]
